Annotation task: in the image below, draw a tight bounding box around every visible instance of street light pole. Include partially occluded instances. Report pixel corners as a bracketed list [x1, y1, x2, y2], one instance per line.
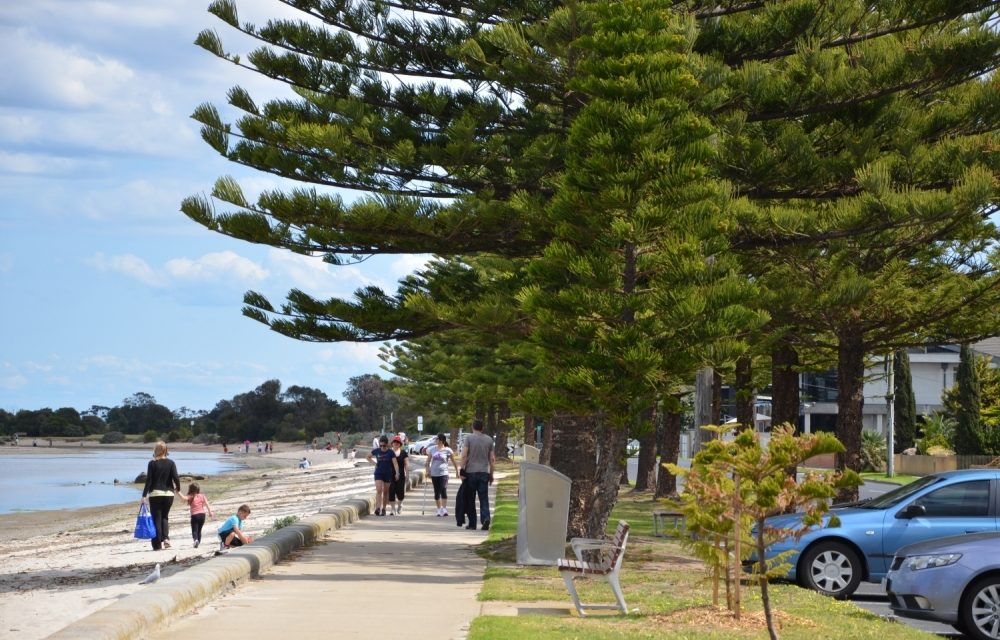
[886, 353, 895, 478]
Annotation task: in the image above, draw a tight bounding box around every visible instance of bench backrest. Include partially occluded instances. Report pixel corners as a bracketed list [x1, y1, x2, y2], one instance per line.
[609, 520, 630, 571]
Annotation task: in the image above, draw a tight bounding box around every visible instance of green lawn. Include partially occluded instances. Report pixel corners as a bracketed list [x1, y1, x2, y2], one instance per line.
[470, 467, 934, 640]
[860, 471, 921, 485]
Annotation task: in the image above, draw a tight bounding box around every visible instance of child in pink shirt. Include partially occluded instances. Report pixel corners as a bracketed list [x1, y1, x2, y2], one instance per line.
[176, 482, 214, 548]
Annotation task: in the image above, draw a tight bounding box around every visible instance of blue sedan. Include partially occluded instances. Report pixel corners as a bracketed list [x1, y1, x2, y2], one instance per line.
[760, 469, 1000, 598]
[886, 532, 1000, 640]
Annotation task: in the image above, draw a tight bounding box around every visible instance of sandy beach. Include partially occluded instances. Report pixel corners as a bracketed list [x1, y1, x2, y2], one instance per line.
[0, 442, 384, 640]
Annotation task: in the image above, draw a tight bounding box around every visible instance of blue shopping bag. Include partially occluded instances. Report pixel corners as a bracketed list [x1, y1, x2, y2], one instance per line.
[133, 504, 156, 539]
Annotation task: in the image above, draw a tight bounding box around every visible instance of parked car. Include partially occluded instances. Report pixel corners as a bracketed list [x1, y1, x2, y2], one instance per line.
[407, 436, 436, 455]
[886, 531, 1000, 640]
[758, 469, 1000, 599]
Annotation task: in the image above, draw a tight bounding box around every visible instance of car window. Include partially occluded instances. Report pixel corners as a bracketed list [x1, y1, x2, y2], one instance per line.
[911, 480, 991, 517]
[863, 474, 941, 509]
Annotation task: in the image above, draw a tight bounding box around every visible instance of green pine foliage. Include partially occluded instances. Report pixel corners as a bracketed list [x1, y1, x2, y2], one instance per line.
[892, 350, 917, 453]
[953, 343, 984, 455]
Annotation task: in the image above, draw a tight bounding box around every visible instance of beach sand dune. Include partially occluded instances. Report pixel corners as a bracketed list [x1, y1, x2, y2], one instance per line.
[0, 443, 382, 640]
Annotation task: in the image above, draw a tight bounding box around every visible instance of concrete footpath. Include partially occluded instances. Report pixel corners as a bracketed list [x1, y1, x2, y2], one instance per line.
[48, 471, 496, 640]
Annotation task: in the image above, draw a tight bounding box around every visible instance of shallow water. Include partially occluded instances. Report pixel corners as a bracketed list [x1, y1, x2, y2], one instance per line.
[0, 449, 244, 514]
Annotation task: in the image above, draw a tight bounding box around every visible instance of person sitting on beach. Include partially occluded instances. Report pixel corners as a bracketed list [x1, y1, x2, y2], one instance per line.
[175, 482, 214, 549]
[298, 457, 310, 469]
[218, 504, 253, 551]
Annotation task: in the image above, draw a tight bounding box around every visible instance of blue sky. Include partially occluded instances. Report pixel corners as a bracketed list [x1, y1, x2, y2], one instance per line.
[0, 1, 423, 413]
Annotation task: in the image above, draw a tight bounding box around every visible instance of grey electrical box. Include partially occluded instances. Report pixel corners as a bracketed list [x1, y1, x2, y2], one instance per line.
[516, 462, 571, 565]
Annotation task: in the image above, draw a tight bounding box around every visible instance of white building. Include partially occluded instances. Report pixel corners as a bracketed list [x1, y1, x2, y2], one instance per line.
[801, 340, 1000, 435]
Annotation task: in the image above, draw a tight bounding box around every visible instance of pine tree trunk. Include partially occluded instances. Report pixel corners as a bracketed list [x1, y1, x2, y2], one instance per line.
[585, 419, 627, 538]
[835, 327, 865, 503]
[735, 355, 755, 432]
[539, 418, 553, 466]
[548, 414, 598, 538]
[655, 407, 681, 498]
[524, 415, 535, 447]
[634, 407, 657, 492]
[758, 517, 780, 640]
[584, 419, 628, 538]
[771, 339, 800, 430]
[494, 401, 511, 461]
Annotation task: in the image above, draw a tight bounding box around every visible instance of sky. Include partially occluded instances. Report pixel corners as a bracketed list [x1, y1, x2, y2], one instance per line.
[0, 1, 426, 414]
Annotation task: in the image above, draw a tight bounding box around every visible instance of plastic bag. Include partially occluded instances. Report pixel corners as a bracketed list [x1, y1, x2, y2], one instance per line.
[134, 503, 156, 539]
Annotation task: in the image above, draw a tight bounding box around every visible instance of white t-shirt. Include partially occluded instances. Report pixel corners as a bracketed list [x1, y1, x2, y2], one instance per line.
[428, 445, 454, 477]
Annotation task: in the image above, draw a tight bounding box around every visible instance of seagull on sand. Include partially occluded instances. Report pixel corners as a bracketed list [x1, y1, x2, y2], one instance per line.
[139, 563, 161, 584]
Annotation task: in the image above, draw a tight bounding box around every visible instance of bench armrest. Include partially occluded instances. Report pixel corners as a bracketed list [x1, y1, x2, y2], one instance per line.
[570, 537, 617, 561]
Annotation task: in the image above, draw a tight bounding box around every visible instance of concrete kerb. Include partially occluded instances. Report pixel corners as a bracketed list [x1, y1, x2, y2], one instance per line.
[46, 470, 428, 640]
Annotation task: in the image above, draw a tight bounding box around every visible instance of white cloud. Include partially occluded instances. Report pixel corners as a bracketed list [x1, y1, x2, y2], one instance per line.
[388, 254, 432, 280]
[24, 361, 54, 373]
[312, 343, 386, 376]
[86, 250, 271, 289]
[265, 250, 377, 298]
[342, 342, 386, 363]
[0, 114, 42, 142]
[87, 252, 164, 286]
[0, 151, 89, 176]
[166, 251, 269, 284]
[0, 27, 135, 110]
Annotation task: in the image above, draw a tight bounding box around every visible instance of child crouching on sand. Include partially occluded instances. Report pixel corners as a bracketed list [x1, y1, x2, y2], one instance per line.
[217, 504, 253, 551]
[175, 482, 214, 549]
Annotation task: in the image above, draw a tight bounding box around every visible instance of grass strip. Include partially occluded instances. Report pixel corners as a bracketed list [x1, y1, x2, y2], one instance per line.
[470, 464, 936, 639]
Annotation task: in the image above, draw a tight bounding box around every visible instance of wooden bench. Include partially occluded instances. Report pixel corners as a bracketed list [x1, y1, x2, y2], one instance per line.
[557, 520, 630, 615]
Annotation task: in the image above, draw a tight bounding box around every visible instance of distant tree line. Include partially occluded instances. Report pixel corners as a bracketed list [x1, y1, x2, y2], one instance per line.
[0, 375, 438, 444]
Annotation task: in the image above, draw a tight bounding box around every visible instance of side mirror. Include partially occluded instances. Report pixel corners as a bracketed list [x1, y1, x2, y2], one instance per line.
[897, 503, 927, 519]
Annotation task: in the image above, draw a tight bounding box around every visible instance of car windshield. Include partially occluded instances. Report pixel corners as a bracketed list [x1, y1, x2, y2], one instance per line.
[858, 475, 942, 509]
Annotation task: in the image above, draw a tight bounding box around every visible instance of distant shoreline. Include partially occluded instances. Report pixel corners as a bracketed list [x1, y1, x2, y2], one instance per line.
[0, 440, 306, 529]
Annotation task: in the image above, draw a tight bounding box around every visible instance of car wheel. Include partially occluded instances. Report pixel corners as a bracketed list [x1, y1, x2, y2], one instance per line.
[960, 576, 1000, 640]
[798, 541, 862, 599]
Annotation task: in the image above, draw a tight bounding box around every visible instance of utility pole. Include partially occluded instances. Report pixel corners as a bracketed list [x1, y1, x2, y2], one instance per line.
[886, 354, 895, 478]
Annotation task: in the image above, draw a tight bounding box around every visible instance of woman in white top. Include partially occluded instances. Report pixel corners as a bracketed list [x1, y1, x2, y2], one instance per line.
[425, 433, 460, 517]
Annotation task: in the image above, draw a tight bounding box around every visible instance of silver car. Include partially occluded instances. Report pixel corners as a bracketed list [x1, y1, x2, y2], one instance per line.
[886, 531, 1000, 640]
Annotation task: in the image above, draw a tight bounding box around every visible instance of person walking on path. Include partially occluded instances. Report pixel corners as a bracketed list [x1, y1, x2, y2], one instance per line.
[426, 433, 459, 517]
[366, 435, 399, 516]
[175, 482, 214, 549]
[218, 504, 253, 550]
[455, 468, 476, 527]
[387, 435, 410, 515]
[461, 419, 495, 530]
[141, 441, 181, 551]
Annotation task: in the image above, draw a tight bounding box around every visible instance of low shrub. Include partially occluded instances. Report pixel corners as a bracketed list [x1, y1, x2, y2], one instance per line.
[100, 431, 126, 444]
[265, 515, 300, 535]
